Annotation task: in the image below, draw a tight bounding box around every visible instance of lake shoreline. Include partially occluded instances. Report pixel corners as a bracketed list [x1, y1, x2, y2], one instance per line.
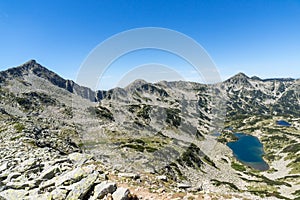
[227, 133, 270, 171]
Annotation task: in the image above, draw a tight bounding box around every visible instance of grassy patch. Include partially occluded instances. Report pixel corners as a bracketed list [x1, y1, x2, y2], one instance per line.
[247, 172, 291, 187]
[203, 155, 218, 169]
[59, 128, 78, 138]
[282, 143, 300, 154]
[177, 143, 204, 169]
[218, 131, 238, 143]
[292, 190, 300, 197]
[159, 162, 186, 181]
[121, 143, 145, 152]
[165, 108, 181, 127]
[211, 179, 239, 191]
[128, 104, 151, 121]
[16, 97, 32, 110]
[248, 190, 291, 200]
[137, 104, 151, 120]
[87, 105, 114, 120]
[117, 137, 166, 153]
[287, 160, 300, 174]
[62, 107, 73, 117]
[14, 123, 25, 133]
[231, 162, 246, 172]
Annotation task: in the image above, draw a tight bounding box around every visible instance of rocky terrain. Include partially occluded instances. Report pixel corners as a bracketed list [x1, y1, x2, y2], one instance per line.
[0, 60, 299, 199]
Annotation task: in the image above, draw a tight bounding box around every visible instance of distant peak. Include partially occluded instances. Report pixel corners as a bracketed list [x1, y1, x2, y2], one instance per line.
[20, 59, 38, 68]
[125, 79, 148, 89]
[234, 72, 248, 78]
[132, 79, 148, 85]
[0, 59, 47, 83]
[251, 76, 262, 81]
[225, 72, 249, 82]
[17, 59, 40, 70]
[25, 59, 37, 64]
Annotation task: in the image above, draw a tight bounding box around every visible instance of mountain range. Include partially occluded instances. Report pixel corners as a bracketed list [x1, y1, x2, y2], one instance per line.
[0, 60, 299, 200]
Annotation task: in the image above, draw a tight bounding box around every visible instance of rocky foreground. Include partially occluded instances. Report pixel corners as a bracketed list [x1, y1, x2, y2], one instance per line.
[0, 126, 135, 200]
[0, 136, 238, 200]
[0, 143, 263, 200]
[0, 119, 236, 200]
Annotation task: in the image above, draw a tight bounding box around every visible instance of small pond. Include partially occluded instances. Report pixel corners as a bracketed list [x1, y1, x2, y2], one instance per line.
[227, 133, 269, 171]
[276, 120, 291, 127]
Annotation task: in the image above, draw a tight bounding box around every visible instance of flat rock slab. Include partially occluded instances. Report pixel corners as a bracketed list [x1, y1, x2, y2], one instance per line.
[55, 167, 86, 186]
[177, 183, 192, 189]
[66, 172, 98, 200]
[112, 187, 129, 200]
[38, 165, 59, 180]
[68, 152, 93, 165]
[118, 173, 140, 180]
[91, 181, 117, 199]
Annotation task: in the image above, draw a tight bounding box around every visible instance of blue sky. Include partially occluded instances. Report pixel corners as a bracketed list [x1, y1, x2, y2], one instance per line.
[0, 0, 299, 89]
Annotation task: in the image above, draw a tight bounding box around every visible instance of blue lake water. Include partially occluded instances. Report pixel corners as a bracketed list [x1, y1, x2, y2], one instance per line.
[227, 133, 269, 171]
[276, 120, 291, 127]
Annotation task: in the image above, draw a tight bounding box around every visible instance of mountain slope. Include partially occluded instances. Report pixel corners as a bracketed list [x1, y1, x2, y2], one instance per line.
[221, 72, 299, 117]
[0, 60, 102, 101]
[0, 60, 299, 199]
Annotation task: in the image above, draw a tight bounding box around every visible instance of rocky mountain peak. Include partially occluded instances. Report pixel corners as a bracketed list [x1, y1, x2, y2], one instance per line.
[223, 72, 251, 86]
[0, 60, 100, 102]
[231, 72, 249, 80]
[17, 59, 45, 72]
[125, 79, 148, 91]
[24, 59, 37, 66]
[251, 75, 262, 81]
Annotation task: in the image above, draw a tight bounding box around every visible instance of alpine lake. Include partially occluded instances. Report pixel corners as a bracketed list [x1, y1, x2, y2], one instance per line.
[226, 120, 292, 171]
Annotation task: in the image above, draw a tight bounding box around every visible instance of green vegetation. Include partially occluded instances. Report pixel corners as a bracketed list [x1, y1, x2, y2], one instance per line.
[177, 143, 203, 169]
[14, 123, 25, 133]
[217, 131, 238, 143]
[231, 162, 246, 172]
[287, 160, 300, 174]
[159, 162, 186, 181]
[137, 104, 151, 120]
[128, 104, 140, 113]
[203, 155, 218, 169]
[248, 190, 291, 200]
[87, 105, 114, 120]
[211, 179, 239, 191]
[128, 104, 151, 121]
[292, 190, 300, 197]
[165, 108, 181, 127]
[145, 146, 158, 153]
[15, 92, 57, 110]
[60, 128, 78, 138]
[16, 97, 32, 110]
[27, 92, 57, 106]
[62, 107, 73, 117]
[282, 143, 300, 154]
[116, 137, 168, 153]
[10, 134, 22, 141]
[246, 172, 291, 187]
[122, 143, 145, 152]
[195, 129, 204, 140]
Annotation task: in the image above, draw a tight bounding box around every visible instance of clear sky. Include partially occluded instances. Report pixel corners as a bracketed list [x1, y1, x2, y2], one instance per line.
[0, 0, 299, 89]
